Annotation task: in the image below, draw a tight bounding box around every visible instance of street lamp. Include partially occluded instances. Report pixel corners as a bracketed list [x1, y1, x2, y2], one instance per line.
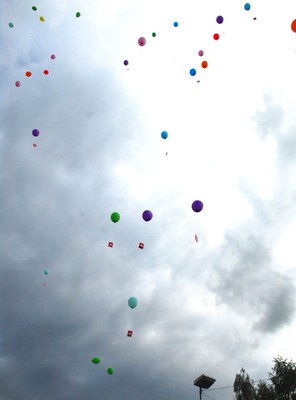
[194, 374, 216, 400]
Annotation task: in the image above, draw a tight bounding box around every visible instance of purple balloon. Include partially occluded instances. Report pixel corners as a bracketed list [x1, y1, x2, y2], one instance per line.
[216, 15, 224, 24]
[192, 200, 203, 213]
[32, 129, 40, 137]
[123, 60, 129, 66]
[142, 210, 153, 221]
[198, 50, 204, 57]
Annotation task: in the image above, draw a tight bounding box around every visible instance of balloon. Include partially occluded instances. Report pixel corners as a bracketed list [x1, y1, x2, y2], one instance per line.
[291, 19, 296, 33]
[32, 6, 37, 11]
[216, 15, 224, 24]
[127, 330, 133, 337]
[189, 68, 196, 76]
[111, 212, 120, 223]
[92, 357, 101, 364]
[201, 61, 208, 68]
[123, 60, 129, 66]
[40, 16, 45, 22]
[32, 129, 40, 137]
[128, 297, 138, 309]
[198, 50, 204, 56]
[161, 131, 168, 139]
[76, 12, 81, 17]
[244, 3, 251, 10]
[107, 368, 114, 375]
[142, 210, 153, 222]
[44, 70, 49, 75]
[138, 37, 146, 46]
[50, 54, 56, 60]
[8, 22, 14, 28]
[15, 81, 21, 87]
[213, 33, 220, 40]
[43, 282, 47, 287]
[173, 21, 179, 27]
[25, 71, 32, 77]
[192, 200, 203, 212]
[33, 143, 37, 147]
[152, 32, 156, 37]
[44, 269, 49, 275]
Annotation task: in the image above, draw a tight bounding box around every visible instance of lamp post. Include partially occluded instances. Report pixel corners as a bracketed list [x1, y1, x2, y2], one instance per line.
[194, 374, 216, 400]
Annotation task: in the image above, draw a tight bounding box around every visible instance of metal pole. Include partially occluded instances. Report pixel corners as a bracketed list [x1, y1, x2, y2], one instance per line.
[199, 387, 202, 400]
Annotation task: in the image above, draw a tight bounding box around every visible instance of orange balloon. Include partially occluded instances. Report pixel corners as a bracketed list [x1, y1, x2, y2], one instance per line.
[25, 71, 32, 77]
[201, 60, 208, 68]
[291, 19, 296, 33]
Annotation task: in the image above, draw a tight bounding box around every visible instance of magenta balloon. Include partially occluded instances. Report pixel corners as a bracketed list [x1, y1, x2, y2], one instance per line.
[50, 54, 56, 60]
[15, 81, 21, 87]
[138, 37, 146, 46]
[142, 210, 153, 221]
[192, 200, 203, 212]
[198, 50, 204, 56]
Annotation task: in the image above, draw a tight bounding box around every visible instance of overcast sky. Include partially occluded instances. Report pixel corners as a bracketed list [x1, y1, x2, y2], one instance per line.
[1, 1, 296, 399]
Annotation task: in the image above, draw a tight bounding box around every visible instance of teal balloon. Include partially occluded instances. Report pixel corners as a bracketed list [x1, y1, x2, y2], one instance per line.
[43, 269, 49, 275]
[161, 131, 168, 139]
[128, 297, 138, 309]
[8, 22, 14, 28]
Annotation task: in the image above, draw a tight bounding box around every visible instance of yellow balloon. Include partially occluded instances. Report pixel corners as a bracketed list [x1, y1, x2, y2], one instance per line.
[40, 16, 45, 22]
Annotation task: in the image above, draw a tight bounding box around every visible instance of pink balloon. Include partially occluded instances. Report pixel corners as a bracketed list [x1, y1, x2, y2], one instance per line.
[50, 54, 56, 60]
[138, 37, 146, 46]
[198, 50, 204, 56]
[15, 81, 21, 87]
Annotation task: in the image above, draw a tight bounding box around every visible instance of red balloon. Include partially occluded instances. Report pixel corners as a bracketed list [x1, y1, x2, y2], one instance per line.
[43, 69, 49, 75]
[291, 19, 296, 33]
[213, 33, 220, 40]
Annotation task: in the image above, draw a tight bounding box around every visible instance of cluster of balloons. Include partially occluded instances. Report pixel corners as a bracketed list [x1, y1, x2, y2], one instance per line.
[15, 54, 55, 88]
[110, 210, 153, 222]
[91, 357, 114, 375]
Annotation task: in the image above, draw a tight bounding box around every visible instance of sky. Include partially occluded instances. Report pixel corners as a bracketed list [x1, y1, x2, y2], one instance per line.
[1, 1, 296, 399]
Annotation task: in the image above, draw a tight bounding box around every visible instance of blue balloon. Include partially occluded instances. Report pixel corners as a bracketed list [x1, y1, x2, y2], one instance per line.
[173, 21, 178, 27]
[189, 68, 196, 76]
[244, 3, 251, 10]
[161, 131, 168, 139]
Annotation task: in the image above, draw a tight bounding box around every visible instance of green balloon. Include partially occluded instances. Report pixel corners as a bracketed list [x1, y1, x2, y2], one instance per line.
[107, 367, 114, 375]
[152, 32, 156, 37]
[32, 6, 37, 11]
[92, 357, 101, 364]
[76, 12, 81, 17]
[111, 212, 120, 223]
